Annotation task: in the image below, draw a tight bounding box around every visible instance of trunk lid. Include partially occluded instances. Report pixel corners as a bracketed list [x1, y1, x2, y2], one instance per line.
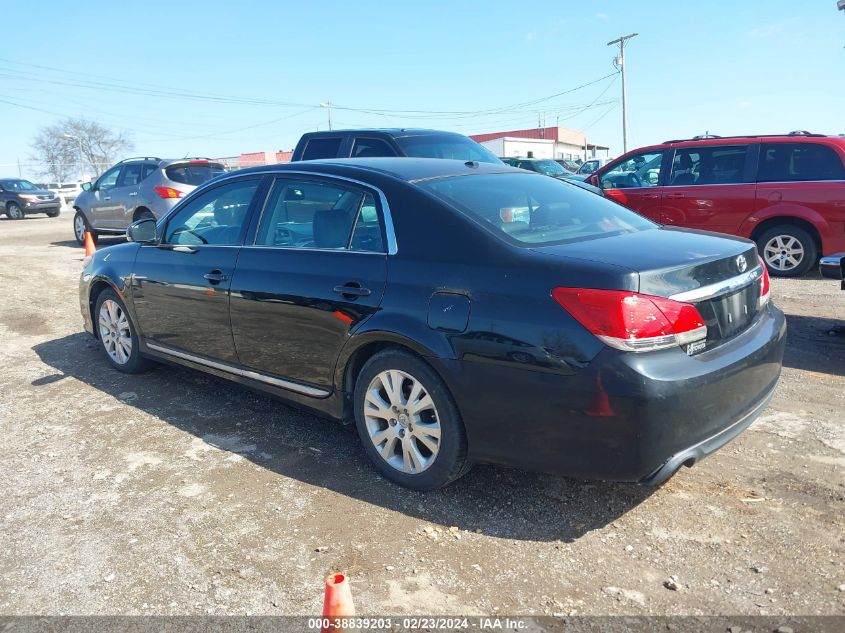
[532, 227, 763, 349]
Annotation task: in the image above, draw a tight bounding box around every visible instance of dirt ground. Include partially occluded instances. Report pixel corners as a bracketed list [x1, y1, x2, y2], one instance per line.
[0, 211, 843, 618]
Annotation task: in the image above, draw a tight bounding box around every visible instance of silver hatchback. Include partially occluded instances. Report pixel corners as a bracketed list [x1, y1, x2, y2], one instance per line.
[72, 157, 225, 244]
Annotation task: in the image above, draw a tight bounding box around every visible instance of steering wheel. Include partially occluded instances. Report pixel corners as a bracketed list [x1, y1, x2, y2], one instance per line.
[274, 227, 295, 246]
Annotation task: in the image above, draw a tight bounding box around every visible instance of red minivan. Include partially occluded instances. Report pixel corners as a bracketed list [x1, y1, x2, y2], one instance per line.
[587, 132, 845, 276]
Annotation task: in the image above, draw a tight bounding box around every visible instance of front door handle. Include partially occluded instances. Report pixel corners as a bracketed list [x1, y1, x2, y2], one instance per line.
[643, 193, 660, 199]
[333, 282, 371, 298]
[666, 192, 685, 199]
[204, 270, 229, 284]
[128, 192, 138, 197]
[103, 197, 112, 201]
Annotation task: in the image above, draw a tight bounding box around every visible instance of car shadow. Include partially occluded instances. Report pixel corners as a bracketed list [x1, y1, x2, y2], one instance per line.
[782, 313, 845, 377]
[50, 237, 126, 249]
[32, 332, 654, 542]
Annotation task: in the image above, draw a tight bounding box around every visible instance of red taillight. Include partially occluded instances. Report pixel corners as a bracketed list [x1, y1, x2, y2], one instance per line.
[758, 258, 771, 307]
[154, 186, 184, 199]
[551, 287, 707, 352]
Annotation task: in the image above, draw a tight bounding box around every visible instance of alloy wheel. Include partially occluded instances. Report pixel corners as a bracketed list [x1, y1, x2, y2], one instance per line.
[98, 299, 132, 365]
[74, 214, 86, 243]
[764, 235, 804, 272]
[363, 369, 441, 474]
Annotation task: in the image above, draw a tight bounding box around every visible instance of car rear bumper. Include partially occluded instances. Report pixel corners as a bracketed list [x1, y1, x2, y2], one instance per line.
[433, 301, 786, 483]
[819, 254, 844, 281]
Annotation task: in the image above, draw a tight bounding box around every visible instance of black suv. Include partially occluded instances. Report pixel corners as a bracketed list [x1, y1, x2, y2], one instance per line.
[291, 129, 502, 164]
[0, 179, 61, 219]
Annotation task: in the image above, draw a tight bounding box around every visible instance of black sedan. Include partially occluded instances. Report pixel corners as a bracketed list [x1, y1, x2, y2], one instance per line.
[80, 158, 786, 490]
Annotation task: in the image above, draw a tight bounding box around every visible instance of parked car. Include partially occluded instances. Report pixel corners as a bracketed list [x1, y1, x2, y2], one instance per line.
[39, 181, 84, 206]
[72, 157, 225, 245]
[507, 157, 570, 178]
[587, 132, 845, 277]
[819, 254, 844, 281]
[0, 179, 61, 219]
[291, 129, 502, 164]
[576, 158, 612, 175]
[80, 158, 785, 490]
[555, 159, 581, 173]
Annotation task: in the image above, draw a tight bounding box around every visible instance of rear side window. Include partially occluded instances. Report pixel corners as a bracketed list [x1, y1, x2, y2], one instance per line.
[669, 145, 748, 186]
[255, 179, 385, 252]
[165, 163, 225, 186]
[422, 172, 655, 246]
[301, 137, 343, 160]
[141, 163, 159, 180]
[758, 143, 845, 182]
[117, 163, 143, 187]
[351, 137, 396, 158]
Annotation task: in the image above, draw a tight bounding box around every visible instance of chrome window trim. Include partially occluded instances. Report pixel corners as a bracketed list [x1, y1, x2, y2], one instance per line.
[145, 342, 330, 397]
[669, 266, 763, 303]
[249, 170, 398, 255]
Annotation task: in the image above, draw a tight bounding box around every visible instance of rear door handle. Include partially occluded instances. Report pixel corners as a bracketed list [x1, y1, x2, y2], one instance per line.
[128, 192, 138, 197]
[103, 197, 111, 201]
[333, 282, 371, 298]
[643, 193, 660, 199]
[667, 192, 685, 199]
[204, 270, 229, 284]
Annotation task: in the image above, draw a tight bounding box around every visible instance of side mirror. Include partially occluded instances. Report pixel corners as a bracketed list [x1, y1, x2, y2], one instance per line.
[81, 182, 92, 191]
[126, 218, 157, 244]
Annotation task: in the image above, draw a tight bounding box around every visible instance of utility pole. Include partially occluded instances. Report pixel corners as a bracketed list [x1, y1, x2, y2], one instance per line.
[17, 157, 22, 177]
[320, 102, 333, 130]
[607, 32, 638, 153]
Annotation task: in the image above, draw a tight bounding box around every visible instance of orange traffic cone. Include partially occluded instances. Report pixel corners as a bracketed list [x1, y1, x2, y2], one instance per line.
[321, 573, 355, 632]
[84, 231, 96, 257]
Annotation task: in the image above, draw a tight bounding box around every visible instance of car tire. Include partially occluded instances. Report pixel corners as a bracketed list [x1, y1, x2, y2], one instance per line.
[73, 210, 97, 245]
[757, 225, 817, 277]
[94, 288, 154, 374]
[46, 209, 60, 218]
[6, 202, 24, 220]
[353, 349, 471, 490]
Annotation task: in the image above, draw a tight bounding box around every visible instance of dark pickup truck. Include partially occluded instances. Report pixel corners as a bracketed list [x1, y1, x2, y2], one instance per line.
[291, 129, 502, 164]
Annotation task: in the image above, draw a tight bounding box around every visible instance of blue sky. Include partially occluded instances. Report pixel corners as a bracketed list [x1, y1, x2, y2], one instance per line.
[1, 0, 843, 178]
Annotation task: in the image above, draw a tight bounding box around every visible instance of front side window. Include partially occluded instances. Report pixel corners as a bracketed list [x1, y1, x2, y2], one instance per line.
[669, 145, 748, 186]
[758, 143, 845, 182]
[255, 178, 385, 252]
[351, 138, 396, 158]
[421, 172, 655, 246]
[163, 179, 259, 246]
[600, 151, 664, 189]
[532, 159, 567, 176]
[96, 166, 121, 191]
[301, 137, 343, 161]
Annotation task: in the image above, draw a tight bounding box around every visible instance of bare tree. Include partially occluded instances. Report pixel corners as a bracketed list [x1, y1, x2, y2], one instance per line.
[30, 118, 133, 181]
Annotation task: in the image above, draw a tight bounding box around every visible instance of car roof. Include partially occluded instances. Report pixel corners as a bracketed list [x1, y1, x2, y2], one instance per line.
[299, 128, 470, 139]
[233, 157, 521, 183]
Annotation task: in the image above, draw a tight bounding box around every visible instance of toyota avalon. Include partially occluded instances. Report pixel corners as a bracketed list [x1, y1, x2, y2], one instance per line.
[80, 158, 786, 490]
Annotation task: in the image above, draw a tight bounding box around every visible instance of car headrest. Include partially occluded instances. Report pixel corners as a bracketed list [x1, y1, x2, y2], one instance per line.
[678, 153, 693, 169]
[313, 209, 351, 248]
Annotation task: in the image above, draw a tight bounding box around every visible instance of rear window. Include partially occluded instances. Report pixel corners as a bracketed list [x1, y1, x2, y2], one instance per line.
[302, 137, 343, 160]
[758, 143, 845, 182]
[421, 172, 655, 246]
[165, 163, 225, 186]
[395, 134, 502, 164]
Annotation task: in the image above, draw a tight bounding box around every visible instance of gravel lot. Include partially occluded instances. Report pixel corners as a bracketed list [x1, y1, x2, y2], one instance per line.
[1, 212, 843, 617]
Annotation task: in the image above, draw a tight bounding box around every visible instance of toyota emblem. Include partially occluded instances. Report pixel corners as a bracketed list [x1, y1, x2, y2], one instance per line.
[736, 254, 748, 273]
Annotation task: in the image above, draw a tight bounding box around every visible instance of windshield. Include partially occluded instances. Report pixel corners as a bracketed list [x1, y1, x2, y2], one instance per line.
[0, 179, 38, 192]
[420, 172, 655, 246]
[533, 160, 566, 176]
[395, 134, 502, 164]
